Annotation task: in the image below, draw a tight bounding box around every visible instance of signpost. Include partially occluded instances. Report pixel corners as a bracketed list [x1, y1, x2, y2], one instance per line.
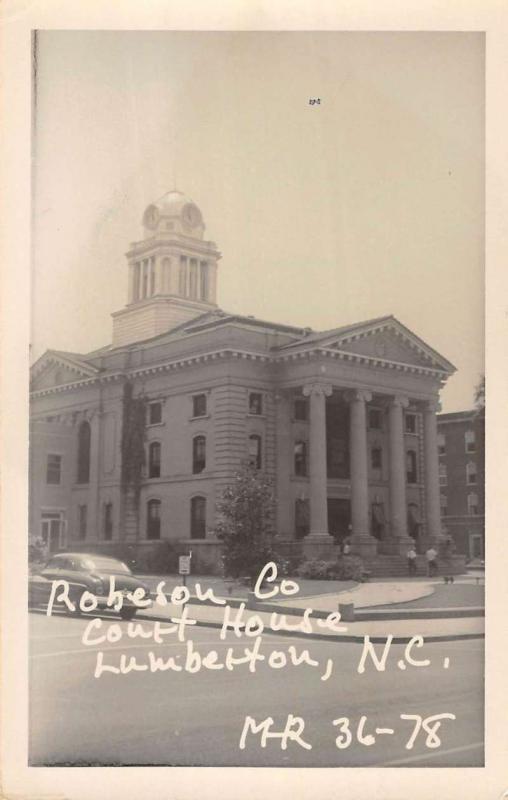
[179, 552, 192, 586]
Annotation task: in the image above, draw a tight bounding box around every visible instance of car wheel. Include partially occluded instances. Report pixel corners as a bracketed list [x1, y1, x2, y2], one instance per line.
[119, 607, 137, 621]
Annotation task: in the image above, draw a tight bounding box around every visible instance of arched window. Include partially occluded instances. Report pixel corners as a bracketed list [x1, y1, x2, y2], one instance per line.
[76, 421, 91, 484]
[467, 492, 479, 515]
[146, 499, 161, 540]
[466, 462, 477, 485]
[294, 441, 307, 476]
[192, 435, 206, 474]
[148, 441, 161, 479]
[248, 434, 262, 470]
[190, 496, 207, 539]
[406, 450, 417, 484]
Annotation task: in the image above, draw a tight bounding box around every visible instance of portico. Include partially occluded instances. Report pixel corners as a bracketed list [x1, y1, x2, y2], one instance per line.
[275, 371, 447, 560]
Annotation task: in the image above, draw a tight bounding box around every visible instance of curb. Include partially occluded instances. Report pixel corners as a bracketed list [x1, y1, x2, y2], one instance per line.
[135, 611, 484, 645]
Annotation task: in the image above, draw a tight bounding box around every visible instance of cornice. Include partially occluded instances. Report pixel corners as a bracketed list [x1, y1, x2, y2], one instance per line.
[30, 342, 447, 400]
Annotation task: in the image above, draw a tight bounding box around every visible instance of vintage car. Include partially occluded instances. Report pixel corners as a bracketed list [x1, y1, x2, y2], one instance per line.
[28, 552, 152, 620]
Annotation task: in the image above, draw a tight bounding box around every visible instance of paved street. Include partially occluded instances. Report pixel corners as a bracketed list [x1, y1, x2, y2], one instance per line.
[29, 609, 483, 767]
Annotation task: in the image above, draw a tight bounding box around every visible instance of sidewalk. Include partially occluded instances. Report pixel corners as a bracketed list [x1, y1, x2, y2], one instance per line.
[136, 573, 484, 644]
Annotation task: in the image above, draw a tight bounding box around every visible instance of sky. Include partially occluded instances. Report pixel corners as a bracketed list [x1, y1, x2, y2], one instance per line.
[32, 31, 484, 412]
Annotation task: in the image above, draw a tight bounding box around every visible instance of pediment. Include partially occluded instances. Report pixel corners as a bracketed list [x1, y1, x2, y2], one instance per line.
[30, 351, 98, 391]
[321, 321, 454, 372]
[332, 329, 434, 367]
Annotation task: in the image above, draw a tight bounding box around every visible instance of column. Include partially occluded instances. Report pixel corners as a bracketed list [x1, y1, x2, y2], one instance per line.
[128, 263, 136, 303]
[346, 390, 372, 537]
[388, 395, 412, 550]
[423, 398, 444, 545]
[302, 382, 332, 537]
[275, 393, 292, 538]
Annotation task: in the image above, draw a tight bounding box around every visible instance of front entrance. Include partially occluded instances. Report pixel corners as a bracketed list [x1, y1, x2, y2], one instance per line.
[41, 512, 64, 554]
[327, 498, 350, 545]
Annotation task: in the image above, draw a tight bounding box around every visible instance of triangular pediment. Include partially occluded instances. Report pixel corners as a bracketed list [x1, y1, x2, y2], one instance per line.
[331, 328, 434, 367]
[30, 351, 99, 391]
[287, 317, 455, 373]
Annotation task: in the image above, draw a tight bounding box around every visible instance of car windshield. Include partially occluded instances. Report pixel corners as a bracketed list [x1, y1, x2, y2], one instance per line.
[79, 557, 132, 574]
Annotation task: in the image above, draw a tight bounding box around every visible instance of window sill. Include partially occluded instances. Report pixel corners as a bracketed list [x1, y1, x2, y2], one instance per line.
[147, 422, 165, 429]
[247, 413, 265, 419]
[189, 414, 210, 422]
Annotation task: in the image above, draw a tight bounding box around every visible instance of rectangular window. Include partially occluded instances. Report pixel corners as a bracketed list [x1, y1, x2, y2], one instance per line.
[192, 393, 207, 418]
[368, 408, 382, 430]
[78, 505, 87, 539]
[437, 432, 446, 456]
[249, 392, 263, 415]
[148, 402, 162, 425]
[294, 441, 307, 477]
[439, 463, 447, 486]
[405, 413, 417, 434]
[46, 454, 62, 485]
[191, 496, 207, 539]
[465, 430, 476, 453]
[149, 258, 156, 296]
[440, 494, 448, 517]
[406, 450, 418, 484]
[294, 398, 308, 421]
[103, 502, 113, 540]
[248, 435, 262, 470]
[371, 447, 383, 470]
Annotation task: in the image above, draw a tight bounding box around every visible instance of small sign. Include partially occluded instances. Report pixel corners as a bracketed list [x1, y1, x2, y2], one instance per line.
[179, 555, 191, 575]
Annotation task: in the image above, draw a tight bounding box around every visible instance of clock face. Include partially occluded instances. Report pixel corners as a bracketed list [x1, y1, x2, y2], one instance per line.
[182, 203, 202, 228]
[143, 205, 160, 230]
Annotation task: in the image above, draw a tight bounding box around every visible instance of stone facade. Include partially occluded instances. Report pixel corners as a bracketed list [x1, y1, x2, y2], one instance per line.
[30, 191, 458, 573]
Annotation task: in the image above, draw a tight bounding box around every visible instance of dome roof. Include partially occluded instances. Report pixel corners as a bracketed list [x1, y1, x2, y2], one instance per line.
[142, 189, 204, 231]
[152, 189, 196, 217]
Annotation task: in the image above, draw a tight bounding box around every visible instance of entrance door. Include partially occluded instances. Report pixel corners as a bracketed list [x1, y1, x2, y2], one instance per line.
[469, 533, 483, 560]
[327, 499, 350, 545]
[41, 513, 63, 554]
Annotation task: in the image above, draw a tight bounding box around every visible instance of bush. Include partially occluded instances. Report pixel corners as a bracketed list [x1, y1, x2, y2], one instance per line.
[296, 560, 337, 580]
[295, 555, 365, 582]
[333, 554, 365, 582]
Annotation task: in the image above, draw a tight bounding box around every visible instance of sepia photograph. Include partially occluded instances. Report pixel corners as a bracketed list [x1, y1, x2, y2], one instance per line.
[4, 5, 508, 797]
[26, 30, 486, 770]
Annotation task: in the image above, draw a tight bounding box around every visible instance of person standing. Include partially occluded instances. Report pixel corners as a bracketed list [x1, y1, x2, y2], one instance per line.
[426, 545, 438, 577]
[407, 546, 417, 577]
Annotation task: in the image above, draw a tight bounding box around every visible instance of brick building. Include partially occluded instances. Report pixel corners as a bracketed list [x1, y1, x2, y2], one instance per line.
[437, 409, 485, 560]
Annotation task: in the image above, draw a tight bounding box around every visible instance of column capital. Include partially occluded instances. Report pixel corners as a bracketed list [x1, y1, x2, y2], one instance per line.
[390, 394, 410, 409]
[424, 398, 441, 413]
[302, 382, 333, 398]
[344, 388, 372, 405]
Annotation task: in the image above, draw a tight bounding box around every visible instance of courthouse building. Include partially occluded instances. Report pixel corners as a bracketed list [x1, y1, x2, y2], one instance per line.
[30, 191, 460, 573]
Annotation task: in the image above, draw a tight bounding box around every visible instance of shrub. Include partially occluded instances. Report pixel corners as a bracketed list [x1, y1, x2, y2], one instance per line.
[334, 555, 365, 581]
[296, 560, 337, 580]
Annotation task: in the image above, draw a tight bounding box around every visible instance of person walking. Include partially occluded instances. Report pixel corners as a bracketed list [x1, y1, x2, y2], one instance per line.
[407, 546, 417, 577]
[426, 545, 438, 577]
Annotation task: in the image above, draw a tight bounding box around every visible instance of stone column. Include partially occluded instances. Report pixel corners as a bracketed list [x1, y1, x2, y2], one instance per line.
[301, 382, 335, 559]
[388, 394, 414, 555]
[275, 392, 292, 538]
[345, 389, 378, 558]
[423, 398, 445, 547]
[128, 263, 136, 303]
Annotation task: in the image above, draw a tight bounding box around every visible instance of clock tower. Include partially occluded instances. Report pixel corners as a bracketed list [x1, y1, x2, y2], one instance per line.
[112, 190, 221, 347]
